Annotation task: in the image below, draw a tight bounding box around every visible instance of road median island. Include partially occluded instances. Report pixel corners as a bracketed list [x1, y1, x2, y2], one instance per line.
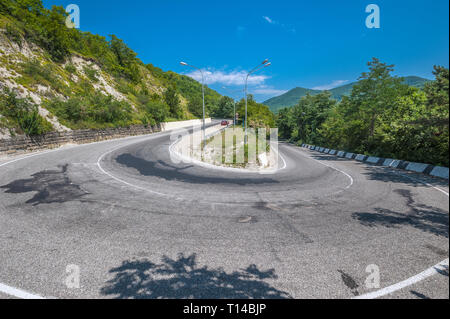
[171, 125, 280, 173]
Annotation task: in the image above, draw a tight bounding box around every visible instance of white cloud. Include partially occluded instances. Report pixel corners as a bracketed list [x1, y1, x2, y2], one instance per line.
[312, 80, 349, 91]
[252, 88, 287, 96]
[262, 16, 296, 34]
[185, 70, 269, 86]
[263, 16, 274, 24]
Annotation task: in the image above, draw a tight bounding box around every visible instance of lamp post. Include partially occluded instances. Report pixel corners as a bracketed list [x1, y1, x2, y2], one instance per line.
[244, 59, 271, 144]
[180, 61, 206, 148]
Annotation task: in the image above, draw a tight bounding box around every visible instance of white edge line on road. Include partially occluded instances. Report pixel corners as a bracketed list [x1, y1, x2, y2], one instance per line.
[0, 133, 157, 169]
[354, 258, 449, 299]
[300, 146, 449, 299]
[0, 283, 44, 299]
[395, 171, 449, 197]
[292, 146, 354, 190]
[96, 143, 175, 199]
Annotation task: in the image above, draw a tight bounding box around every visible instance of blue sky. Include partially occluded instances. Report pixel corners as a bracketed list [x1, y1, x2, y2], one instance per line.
[44, 0, 449, 102]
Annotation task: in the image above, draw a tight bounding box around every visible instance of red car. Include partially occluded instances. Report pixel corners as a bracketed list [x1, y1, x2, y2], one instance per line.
[221, 120, 229, 126]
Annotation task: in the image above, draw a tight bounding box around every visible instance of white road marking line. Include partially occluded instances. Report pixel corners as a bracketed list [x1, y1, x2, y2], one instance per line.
[0, 149, 60, 168]
[354, 259, 449, 299]
[0, 133, 156, 169]
[394, 171, 449, 197]
[96, 144, 175, 199]
[291, 146, 354, 191]
[300, 146, 449, 298]
[0, 283, 44, 299]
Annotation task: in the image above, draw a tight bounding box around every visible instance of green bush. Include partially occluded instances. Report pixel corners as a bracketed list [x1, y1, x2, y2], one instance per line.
[46, 93, 133, 128]
[188, 96, 203, 118]
[21, 59, 64, 90]
[65, 63, 76, 74]
[5, 23, 22, 47]
[83, 66, 99, 82]
[0, 89, 53, 136]
[145, 99, 169, 124]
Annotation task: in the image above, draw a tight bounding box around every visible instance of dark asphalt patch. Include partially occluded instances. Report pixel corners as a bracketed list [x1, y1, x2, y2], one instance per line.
[114, 153, 279, 185]
[337, 270, 359, 296]
[0, 164, 88, 206]
[101, 253, 292, 299]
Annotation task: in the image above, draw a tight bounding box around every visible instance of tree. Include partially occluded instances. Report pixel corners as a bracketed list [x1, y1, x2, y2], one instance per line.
[320, 58, 410, 154]
[188, 96, 203, 118]
[236, 96, 275, 130]
[145, 100, 169, 124]
[276, 107, 293, 140]
[276, 92, 337, 144]
[164, 86, 182, 118]
[109, 35, 140, 82]
[214, 96, 234, 118]
[423, 66, 449, 127]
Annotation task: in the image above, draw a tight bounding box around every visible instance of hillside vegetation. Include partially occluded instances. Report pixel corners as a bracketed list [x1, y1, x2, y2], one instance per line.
[265, 76, 430, 113]
[0, 0, 227, 138]
[277, 58, 449, 167]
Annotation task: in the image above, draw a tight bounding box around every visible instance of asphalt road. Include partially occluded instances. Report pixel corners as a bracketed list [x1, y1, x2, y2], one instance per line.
[0, 126, 448, 299]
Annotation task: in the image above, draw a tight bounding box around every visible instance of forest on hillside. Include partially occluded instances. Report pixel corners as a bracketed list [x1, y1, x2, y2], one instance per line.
[0, 0, 243, 135]
[277, 58, 449, 167]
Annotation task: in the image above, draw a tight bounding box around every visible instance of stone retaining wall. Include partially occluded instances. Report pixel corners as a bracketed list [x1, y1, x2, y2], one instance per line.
[0, 125, 160, 156]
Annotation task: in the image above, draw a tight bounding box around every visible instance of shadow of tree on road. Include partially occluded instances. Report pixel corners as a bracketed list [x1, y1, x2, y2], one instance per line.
[435, 265, 449, 277]
[362, 166, 449, 189]
[352, 189, 449, 237]
[101, 253, 291, 299]
[115, 153, 278, 185]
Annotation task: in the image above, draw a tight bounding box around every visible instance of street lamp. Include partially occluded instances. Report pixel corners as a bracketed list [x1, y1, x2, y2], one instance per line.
[180, 61, 206, 148]
[244, 59, 271, 144]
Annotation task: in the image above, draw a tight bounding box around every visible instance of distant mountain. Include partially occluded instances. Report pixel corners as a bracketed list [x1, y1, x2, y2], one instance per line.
[402, 76, 430, 89]
[264, 76, 431, 113]
[263, 87, 321, 111]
